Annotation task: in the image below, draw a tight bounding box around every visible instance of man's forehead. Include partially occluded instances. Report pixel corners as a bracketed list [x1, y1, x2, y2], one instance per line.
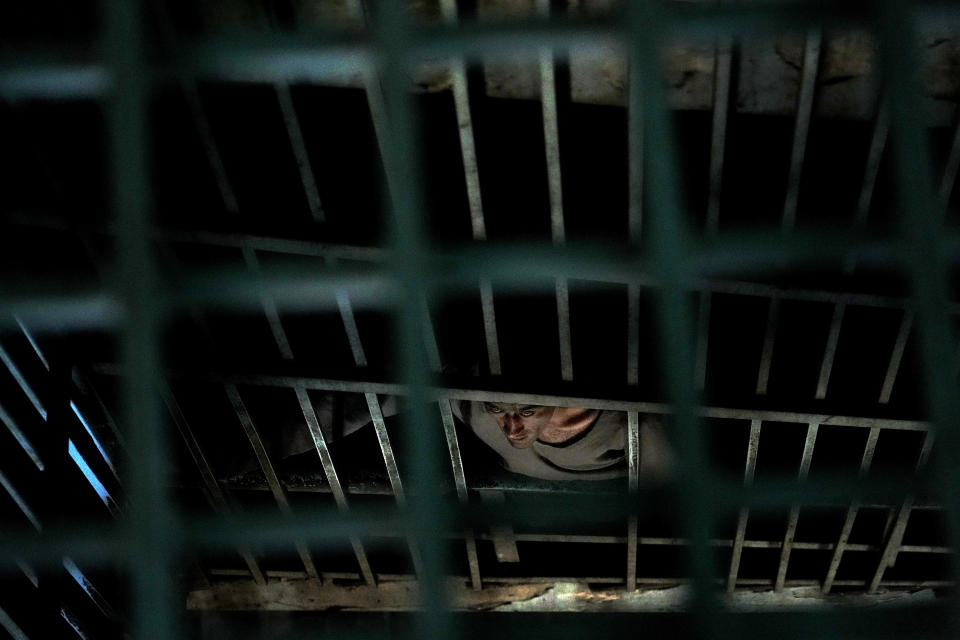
[485, 402, 545, 411]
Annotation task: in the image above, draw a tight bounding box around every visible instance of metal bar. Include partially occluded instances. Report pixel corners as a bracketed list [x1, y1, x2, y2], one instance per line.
[275, 81, 324, 223]
[705, 36, 733, 234]
[376, 2, 452, 634]
[843, 105, 889, 274]
[775, 423, 819, 591]
[0, 605, 28, 640]
[628, 0, 714, 620]
[880, 3, 960, 618]
[868, 431, 935, 593]
[537, 0, 573, 383]
[13, 210, 960, 310]
[822, 426, 880, 594]
[556, 278, 573, 381]
[242, 246, 294, 360]
[335, 289, 368, 367]
[695, 291, 711, 390]
[627, 285, 640, 386]
[853, 105, 890, 230]
[438, 0, 502, 381]
[879, 311, 913, 404]
[106, 0, 175, 638]
[62, 557, 119, 621]
[91, 362, 936, 431]
[539, 0, 565, 246]
[223, 383, 319, 580]
[295, 386, 375, 586]
[756, 296, 779, 395]
[626, 411, 640, 591]
[479, 279, 502, 376]
[440, 0, 485, 241]
[781, 29, 821, 230]
[439, 400, 482, 590]
[0, 343, 47, 420]
[152, 0, 240, 216]
[162, 386, 266, 585]
[479, 490, 520, 563]
[0, 399, 44, 471]
[815, 300, 846, 400]
[727, 419, 761, 592]
[939, 110, 960, 211]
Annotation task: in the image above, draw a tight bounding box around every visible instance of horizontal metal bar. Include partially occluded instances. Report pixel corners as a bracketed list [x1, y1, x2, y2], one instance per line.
[90, 362, 933, 431]
[199, 569, 957, 592]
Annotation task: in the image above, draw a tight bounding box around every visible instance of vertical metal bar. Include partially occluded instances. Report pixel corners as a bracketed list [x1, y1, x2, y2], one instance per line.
[295, 386, 376, 586]
[939, 111, 960, 211]
[556, 278, 573, 381]
[332, 269, 423, 575]
[423, 292, 483, 590]
[854, 105, 890, 230]
[727, 419, 761, 592]
[815, 300, 846, 400]
[377, 2, 453, 635]
[334, 288, 368, 367]
[626, 411, 640, 591]
[440, 0, 485, 241]
[479, 490, 520, 563]
[162, 386, 266, 585]
[695, 291, 711, 390]
[628, 0, 715, 619]
[879, 311, 913, 404]
[756, 296, 779, 395]
[242, 246, 294, 360]
[107, 2, 173, 640]
[705, 36, 733, 234]
[782, 29, 821, 230]
[627, 285, 640, 387]
[437, 0, 503, 379]
[775, 423, 819, 591]
[844, 104, 889, 274]
[537, 0, 573, 382]
[822, 426, 880, 593]
[438, 399, 482, 590]
[479, 279, 502, 376]
[224, 383, 320, 580]
[880, 2, 960, 615]
[275, 81, 325, 223]
[868, 431, 934, 593]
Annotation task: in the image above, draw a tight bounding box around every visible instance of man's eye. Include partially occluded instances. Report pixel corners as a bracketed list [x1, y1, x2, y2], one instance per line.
[520, 410, 535, 417]
[486, 406, 504, 414]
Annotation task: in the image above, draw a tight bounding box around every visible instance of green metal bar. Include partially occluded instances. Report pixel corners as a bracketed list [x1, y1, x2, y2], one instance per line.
[628, 0, 717, 621]
[376, 2, 454, 637]
[104, 4, 176, 640]
[879, 0, 960, 619]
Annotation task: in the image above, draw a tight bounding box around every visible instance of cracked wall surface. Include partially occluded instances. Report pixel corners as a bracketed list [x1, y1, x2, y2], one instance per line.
[194, 0, 960, 124]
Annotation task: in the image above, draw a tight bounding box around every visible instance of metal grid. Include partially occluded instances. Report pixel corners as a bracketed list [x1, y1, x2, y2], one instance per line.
[1, 0, 960, 638]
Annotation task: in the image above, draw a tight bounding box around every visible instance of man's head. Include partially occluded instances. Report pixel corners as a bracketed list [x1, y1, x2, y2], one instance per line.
[482, 402, 555, 449]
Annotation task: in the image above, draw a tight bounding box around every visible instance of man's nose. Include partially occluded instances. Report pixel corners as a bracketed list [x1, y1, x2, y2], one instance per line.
[503, 414, 524, 435]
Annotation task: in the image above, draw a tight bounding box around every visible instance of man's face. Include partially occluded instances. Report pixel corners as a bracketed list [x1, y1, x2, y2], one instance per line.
[483, 402, 554, 449]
